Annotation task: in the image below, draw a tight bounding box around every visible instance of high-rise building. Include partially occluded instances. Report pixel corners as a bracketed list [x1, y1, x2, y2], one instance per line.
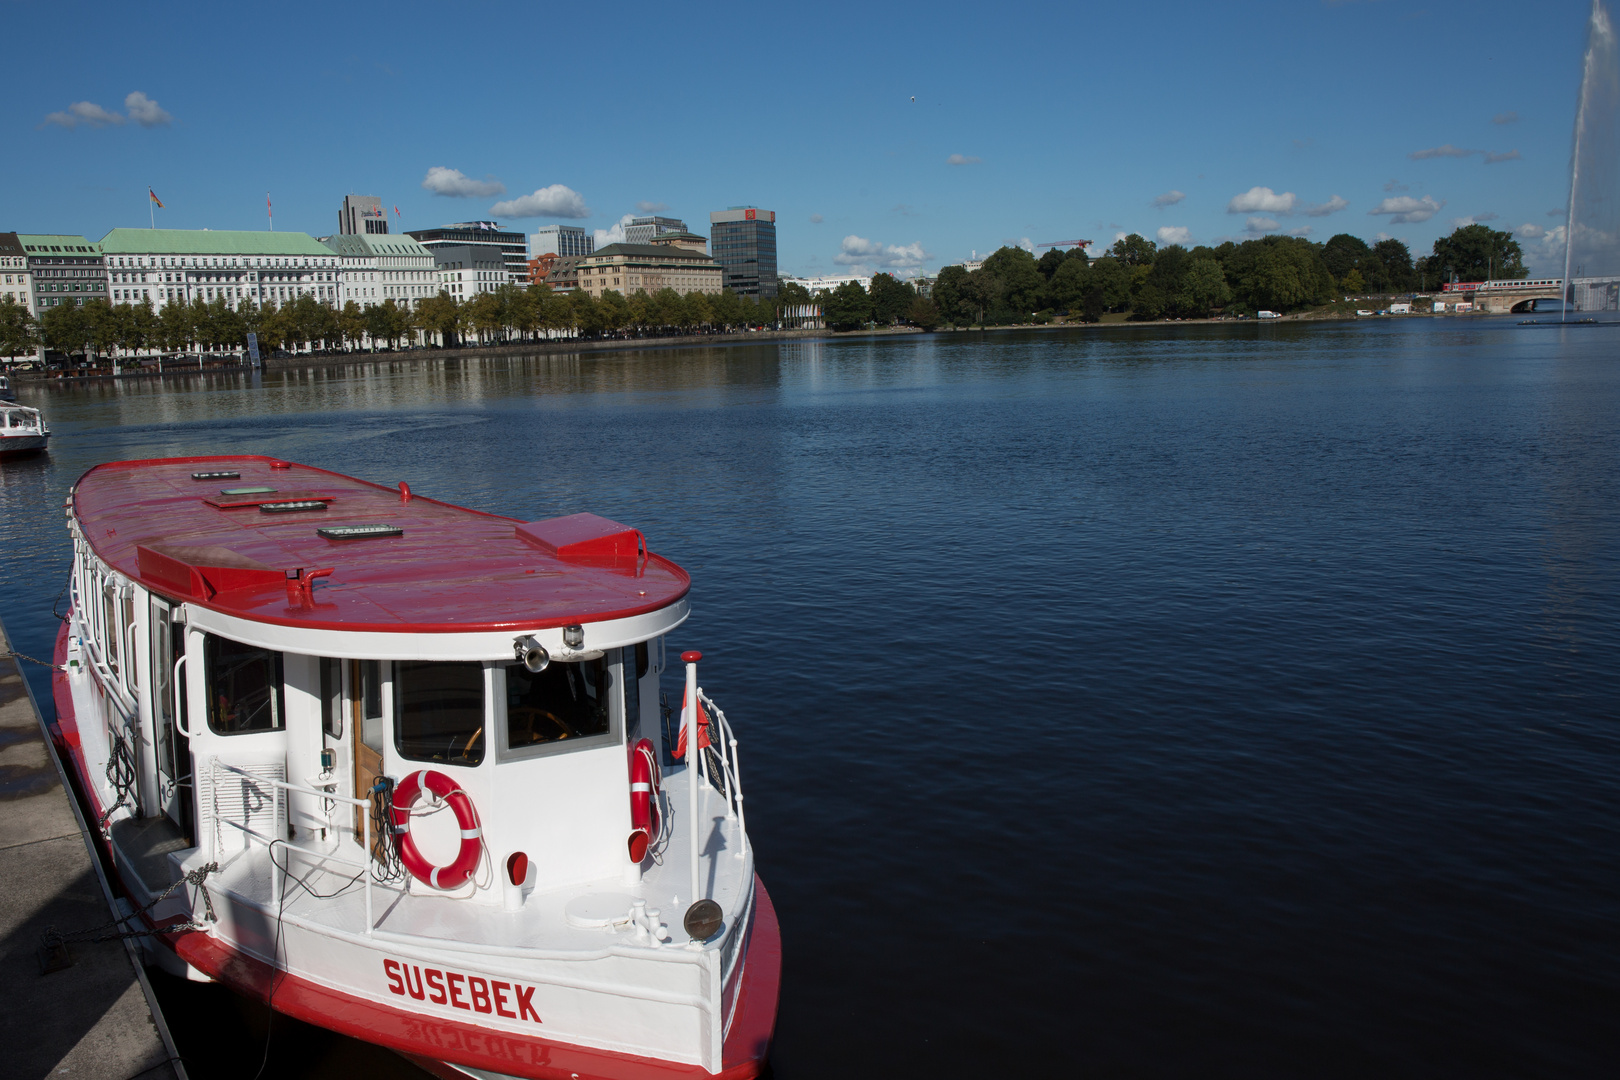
[407, 221, 529, 285]
[624, 216, 688, 245]
[530, 225, 594, 258]
[340, 195, 389, 236]
[709, 207, 778, 299]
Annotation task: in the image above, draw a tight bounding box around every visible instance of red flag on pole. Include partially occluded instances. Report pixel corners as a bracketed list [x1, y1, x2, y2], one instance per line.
[673, 694, 711, 759]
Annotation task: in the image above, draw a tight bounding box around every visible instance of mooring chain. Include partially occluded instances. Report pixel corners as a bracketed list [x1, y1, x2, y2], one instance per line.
[40, 861, 221, 955]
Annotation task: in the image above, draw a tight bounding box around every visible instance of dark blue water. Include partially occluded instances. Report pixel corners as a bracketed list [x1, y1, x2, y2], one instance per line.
[2, 321, 1617, 1078]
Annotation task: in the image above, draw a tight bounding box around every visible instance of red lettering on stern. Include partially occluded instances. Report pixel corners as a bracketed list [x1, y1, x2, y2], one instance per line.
[384, 959, 543, 1024]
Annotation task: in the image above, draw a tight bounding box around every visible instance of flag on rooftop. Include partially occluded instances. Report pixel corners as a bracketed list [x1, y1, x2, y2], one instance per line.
[148, 189, 164, 208]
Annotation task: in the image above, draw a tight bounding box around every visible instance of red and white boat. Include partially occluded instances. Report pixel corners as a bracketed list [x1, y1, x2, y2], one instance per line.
[52, 455, 780, 1079]
[1, 403, 49, 458]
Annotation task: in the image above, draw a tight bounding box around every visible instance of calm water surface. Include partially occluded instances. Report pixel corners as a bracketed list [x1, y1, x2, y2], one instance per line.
[2, 320, 1617, 1078]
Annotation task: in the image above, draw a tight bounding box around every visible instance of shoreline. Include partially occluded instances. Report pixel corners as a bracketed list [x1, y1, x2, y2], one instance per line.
[12, 311, 1514, 389]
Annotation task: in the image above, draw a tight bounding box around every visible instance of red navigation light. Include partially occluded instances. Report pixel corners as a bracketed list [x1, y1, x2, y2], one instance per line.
[681, 650, 702, 664]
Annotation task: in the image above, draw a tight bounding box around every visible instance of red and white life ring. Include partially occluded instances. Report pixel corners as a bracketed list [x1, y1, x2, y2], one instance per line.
[628, 738, 661, 863]
[391, 770, 482, 890]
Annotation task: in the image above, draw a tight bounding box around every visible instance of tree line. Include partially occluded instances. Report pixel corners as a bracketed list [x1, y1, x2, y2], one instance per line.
[0, 282, 787, 366]
[803, 223, 1530, 330]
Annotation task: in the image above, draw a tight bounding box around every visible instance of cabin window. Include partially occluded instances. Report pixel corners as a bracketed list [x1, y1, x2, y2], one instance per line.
[319, 657, 343, 739]
[204, 634, 285, 735]
[358, 659, 384, 751]
[625, 645, 645, 742]
[504, 657, 612, 751]
[395, 661, 486, 766]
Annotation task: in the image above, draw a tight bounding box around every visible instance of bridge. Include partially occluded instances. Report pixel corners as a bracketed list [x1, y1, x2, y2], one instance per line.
[1441, 278, 1565, 314]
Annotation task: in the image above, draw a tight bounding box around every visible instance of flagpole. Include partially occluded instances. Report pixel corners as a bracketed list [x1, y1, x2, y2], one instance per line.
[149, 188, 154, 230]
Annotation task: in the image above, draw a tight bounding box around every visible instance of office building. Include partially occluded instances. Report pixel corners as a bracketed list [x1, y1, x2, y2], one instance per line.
[432, 244, 508, 301]
[709, 207, 778, 298]
[624, 216, 688, 245]
[323, 233, 439, 310]
[340, 194, 389, 236]
[573, 243, 723, 299]
[19, 234, 107, 310]
[0, 233, 32, 314]
[649, 230, 709, 254]
[407, 221, 528, 285]
[530, 225, 593, 258]
[99, 229, 338, 309]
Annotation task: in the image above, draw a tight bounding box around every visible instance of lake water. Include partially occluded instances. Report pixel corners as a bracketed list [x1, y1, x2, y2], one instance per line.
[2, 320, 1617, 1078]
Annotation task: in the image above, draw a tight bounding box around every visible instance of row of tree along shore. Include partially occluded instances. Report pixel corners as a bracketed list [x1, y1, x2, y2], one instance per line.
[806, 223, 1532, 330]
[0, 284, 789, 368]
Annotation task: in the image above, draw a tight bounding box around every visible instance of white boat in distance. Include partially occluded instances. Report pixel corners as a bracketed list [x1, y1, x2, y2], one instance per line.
[0, 403, 48, 458]
[53, 456, 780, 1079]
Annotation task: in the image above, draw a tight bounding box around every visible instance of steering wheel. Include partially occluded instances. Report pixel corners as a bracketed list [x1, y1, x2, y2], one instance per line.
[509, 706, 574, 743]
[457, 726, 484, 762]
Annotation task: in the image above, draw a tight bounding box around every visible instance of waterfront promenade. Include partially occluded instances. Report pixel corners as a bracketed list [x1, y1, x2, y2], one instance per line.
[0, 618, 182, 1080]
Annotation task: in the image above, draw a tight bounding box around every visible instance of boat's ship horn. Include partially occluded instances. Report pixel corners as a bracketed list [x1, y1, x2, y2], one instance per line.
[514, 636, 550, 673]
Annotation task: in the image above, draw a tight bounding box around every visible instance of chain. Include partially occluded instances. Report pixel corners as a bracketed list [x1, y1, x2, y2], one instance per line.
[41, 861, 220, 952]
[2, 649, 62, 670]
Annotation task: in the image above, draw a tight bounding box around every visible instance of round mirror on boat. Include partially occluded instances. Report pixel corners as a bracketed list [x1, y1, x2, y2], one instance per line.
[683, 899, 724, 942]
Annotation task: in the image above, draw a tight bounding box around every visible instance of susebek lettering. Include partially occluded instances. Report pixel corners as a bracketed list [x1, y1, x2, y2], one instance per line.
[384, 959, 543, 1025]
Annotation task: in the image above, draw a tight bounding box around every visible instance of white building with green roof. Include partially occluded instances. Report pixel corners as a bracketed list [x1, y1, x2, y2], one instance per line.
[98, 228, 340, 311]
[320, 233, 439, 311]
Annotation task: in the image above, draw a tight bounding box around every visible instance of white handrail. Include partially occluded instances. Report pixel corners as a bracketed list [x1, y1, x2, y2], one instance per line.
[696, 689, 748, 862]
[172, 655, 194, 738]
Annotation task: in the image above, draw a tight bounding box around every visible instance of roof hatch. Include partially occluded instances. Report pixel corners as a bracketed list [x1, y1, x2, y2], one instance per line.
[515, 513, 645, 570]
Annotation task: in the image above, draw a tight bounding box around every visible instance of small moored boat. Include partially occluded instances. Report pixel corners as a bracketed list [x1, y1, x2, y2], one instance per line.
[0, 403, 48, 458]
[54, 456, 780, 1079]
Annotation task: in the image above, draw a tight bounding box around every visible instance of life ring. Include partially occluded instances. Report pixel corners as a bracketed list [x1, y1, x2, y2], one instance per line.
[628, 738, 661, 863]
[391, 770, 482, 890]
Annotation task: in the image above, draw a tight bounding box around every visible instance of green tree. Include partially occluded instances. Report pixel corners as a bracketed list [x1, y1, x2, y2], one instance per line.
[869, 273, 916, 325]
[710, 287, 744, 330]
[1109, 233, 1157, 267]
[1222, 236, 1334, 311]
[906, 295, 940, 330]
[980, 246, 1044, 319]
[1179, 256, 1231, 316]
[338, 301, 368, 351]
[1321, 234, 1374, 286]
[41, 302, 90, 360]
[416, 292, 462, 346]
[775, 279, 812, 315]
[931, 265, 971, 326]
[1342, 268, 1365, 293]
[1036, 248, 1066, 281]
[1428, 224, 1525, 282]
[0, 295, 40, 362]
[1087, 256, 1134, 312]
[1372, 239, 1416, 292]
[824, 280, 873, 330]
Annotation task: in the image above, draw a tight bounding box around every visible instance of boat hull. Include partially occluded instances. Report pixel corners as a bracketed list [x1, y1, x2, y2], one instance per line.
[49, 619, 781, 1080]
[0, 433, 47, 459]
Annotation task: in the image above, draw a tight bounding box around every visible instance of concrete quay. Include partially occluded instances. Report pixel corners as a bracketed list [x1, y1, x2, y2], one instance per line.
[0, 617, 184, 1080]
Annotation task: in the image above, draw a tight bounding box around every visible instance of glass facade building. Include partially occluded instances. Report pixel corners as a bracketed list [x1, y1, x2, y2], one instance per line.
[708, 208, 777, 299]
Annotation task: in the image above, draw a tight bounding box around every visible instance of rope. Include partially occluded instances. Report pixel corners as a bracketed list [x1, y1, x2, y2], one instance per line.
[96, 733, 139, 829]
[2, 649, 62, 670]
[40, 861, 219, 952]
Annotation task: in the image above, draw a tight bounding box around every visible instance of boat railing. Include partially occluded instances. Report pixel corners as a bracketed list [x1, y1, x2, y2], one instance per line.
[210, 758, 383, 935]
[696, 688, 748, 861]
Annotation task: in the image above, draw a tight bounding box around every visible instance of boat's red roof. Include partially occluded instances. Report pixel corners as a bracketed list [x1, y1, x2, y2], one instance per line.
[72, 456, 690, 633]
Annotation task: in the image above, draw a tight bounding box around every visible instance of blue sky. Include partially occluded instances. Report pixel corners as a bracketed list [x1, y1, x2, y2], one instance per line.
[0, 0, 1597, 277]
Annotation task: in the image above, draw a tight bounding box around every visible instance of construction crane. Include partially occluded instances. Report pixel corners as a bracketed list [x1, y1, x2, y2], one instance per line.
[1036, 239, 1093, 249]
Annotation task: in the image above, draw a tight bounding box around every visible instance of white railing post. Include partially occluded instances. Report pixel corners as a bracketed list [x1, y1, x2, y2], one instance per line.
[682, 650, 702, 907]
[730, 736, 747, 860]
[364, 786, 373, 935]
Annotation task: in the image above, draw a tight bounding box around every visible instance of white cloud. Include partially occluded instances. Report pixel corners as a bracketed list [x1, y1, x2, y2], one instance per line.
[594, 214, 634, 248]
[43, 100, 125, 128]
[422, 167, 507, 198]
[1493, 111, 1520, 124]
[490, 184, 590, 219]
[1369, 195, 1444, 224]
[1152, 190, 1185, 208]
[1245, 216, 1280, 234]
[1302, 195, 1349, 217]
[124, 91, 172, 127]
[1228, 187, 1297, 215]
[946, 154, 981, 166]
[635, 201, 668, 213]
[1157, 225, 1192, 245]
[834, 235, 929, 272]
[1526, 224, 1567, 273]
[1410, 144, 1475, 159]
[1375, 232, 1394, 242]
[1016, 237, 1034, 252]
[1483, 149, 1521, 164]
[809, 214, 824, 224]
[1384, 180, 1409, 192]
[1286, 227, 1313, 237]
[1515, 223, 1546, 239]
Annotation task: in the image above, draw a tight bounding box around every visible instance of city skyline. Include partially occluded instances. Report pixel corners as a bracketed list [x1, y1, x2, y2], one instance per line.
[0, 0, 1595, 277]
